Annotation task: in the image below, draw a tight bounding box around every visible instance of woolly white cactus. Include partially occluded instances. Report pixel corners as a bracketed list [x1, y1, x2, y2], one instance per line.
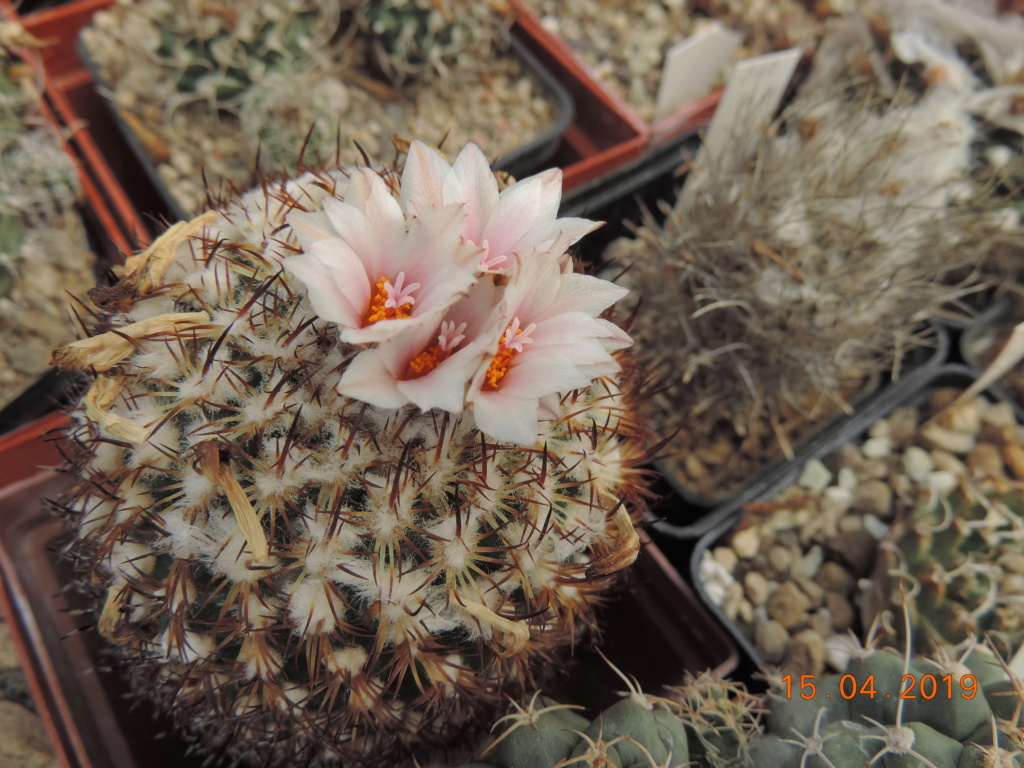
[52, 143, 649, 766]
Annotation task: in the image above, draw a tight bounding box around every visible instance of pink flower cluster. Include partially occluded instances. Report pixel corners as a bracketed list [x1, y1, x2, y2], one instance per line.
[283, 141, 631, 444]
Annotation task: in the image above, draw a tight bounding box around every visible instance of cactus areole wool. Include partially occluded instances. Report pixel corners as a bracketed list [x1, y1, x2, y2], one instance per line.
[51, 142, 650, 766]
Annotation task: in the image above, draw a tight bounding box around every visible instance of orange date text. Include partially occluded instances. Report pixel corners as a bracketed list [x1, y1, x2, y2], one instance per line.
[780, 673, 977, 700]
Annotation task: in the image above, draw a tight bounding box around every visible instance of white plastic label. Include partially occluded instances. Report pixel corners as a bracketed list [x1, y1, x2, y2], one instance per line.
[680, 47, 804, 206]
[654, 22, 742, 122]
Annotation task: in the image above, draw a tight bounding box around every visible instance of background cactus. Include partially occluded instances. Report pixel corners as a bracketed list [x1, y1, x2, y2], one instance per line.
[81, 0, 553, 215]
[866, 397, 1024, 659]
[51, 148, 649, 766]
[0, 26, 95, 411]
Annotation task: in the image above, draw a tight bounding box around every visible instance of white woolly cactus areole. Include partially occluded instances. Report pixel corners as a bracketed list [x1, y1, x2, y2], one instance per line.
[52, 142, 649, 766]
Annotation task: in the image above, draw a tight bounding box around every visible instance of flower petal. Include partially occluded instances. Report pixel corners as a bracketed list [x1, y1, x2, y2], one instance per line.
[472, 390, 540, 445]
[336, 349, 410, 410]
[444, 143, 499, 245]
[400, 140, 449, 211]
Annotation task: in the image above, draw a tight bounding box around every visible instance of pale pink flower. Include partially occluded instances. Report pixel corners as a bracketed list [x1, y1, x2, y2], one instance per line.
[400, 140, 600, 272]
[283, 168, 482, 344]
[336, 280, 504, 413]
[467, 252, 632, 445]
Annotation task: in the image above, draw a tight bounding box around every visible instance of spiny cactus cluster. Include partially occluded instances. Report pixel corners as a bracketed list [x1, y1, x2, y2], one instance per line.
[0, 25, 95, 409]
[867, 396, 1024, 658]
[446, 664, 758, 768]
[82, 0, 551, 215]
[52, 143, 649, 766]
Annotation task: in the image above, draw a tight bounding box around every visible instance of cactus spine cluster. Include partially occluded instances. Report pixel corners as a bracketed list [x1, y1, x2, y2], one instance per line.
[52, 145, 648, 766]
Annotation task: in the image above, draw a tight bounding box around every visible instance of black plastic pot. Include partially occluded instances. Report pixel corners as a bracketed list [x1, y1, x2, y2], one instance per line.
[959, 295, 1024, 423]
[687, 364, 1001, 672]
[79, 30, 574, 222]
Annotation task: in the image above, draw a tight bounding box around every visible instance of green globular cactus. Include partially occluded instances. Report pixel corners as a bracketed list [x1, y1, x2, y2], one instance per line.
[359, 0, 474, 84]
[51, 144, 650, 767]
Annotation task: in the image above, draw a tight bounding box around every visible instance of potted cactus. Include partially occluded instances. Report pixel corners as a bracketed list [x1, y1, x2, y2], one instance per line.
[41, 138, 667, 766]
[79, 0, 573, 219]
[0, 21, 102, 425]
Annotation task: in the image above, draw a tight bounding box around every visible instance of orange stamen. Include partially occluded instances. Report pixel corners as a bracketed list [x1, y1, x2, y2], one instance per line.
[364, 276, 414, 325]
[406, 345, 449, 379]
[483, 327, 524, 391]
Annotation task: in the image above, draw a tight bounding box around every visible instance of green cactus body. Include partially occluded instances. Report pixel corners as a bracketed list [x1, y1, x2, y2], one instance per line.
[53, 154, 650, 766]
[483, 694, 589, 768]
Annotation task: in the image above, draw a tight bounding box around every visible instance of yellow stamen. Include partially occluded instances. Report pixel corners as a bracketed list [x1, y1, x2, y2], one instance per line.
[364, 276, 413, 325]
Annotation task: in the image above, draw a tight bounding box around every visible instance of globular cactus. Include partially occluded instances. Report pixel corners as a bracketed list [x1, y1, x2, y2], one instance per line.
[849, 390, 1024, 660]
[870, 484, 1024, 658]
[358, 0, 478, 85]
[51, 141, 649, 766]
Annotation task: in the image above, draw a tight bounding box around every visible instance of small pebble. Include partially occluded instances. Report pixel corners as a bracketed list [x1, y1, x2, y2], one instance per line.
[934, 400, 982, 435]
[836, 467, 859, 492]
[768, 545, 793, 576]
[851, 479, 893, 518]
[868, 420, 890, 440]
[824, 591, 855, 631]
[744, 571, 771, 607]
[825, 530, 876, 576]
[888, 407, 919, 447]
[731, 527, 760, 559]
[930, 449, 967, 476]
[793, 545, 824, 580]
[794, 576, 825, 608]
[699, 552, 734, 605]
[921, 422, 976, 454]
[926, 470, 959, 495]
[798, 459, 833, 493]
[862, 436, 893, 459]
[822, 486, 853, 516]
[902, 446, 935, 482]
[817, 561, 855, 592]
[968, 443, 1006, 479]
[807, 610, 833, 638]
[755, 620, 789, 665]
[862, 514, 889, 540]
[858, 459, 890, 480]
[787, 629, 827, 675]
[838, 514, 864, 533]
[712, 546, 739, 572]
[998, 552, 1024, 574]
[766, 581, 811, 630]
